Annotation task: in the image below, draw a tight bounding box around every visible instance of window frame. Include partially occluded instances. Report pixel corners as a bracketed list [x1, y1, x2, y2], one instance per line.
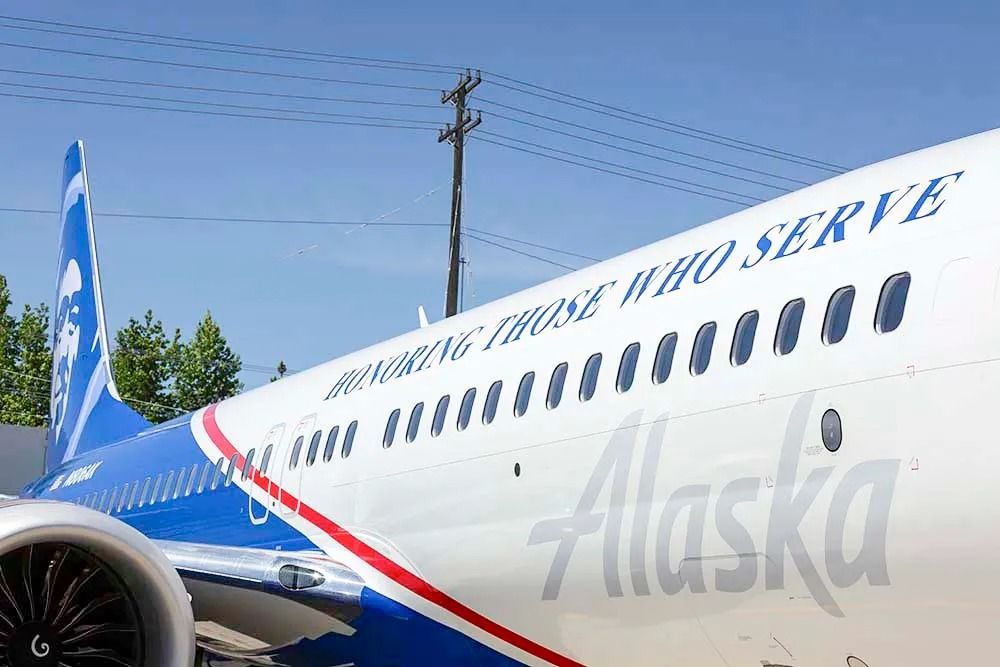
[306, 430, 323, 466]
[242, 449, 255, 482]
[579, 353, 603, 402]
[483, 380, 503, 425]
[289, 436, 304, 469]
[323, 426, 340, 462]
[431, 395, 450, 437]
[690, 321, 717, 376]
[384, 409, 401, 448]
[730, 310, 759, 367]
[774, 298, 806, 356]
[822, 285, 856, 346]
[651, 332, 678, 385]
[341, 420, 357, 458]
[457, 387, 476, 431]
[406, 403, 425, 443]
[514, 371, 535, 418]
[617, 342, 641, 393]
[546, 362, 568, 410]
[875, 272, 911, 334]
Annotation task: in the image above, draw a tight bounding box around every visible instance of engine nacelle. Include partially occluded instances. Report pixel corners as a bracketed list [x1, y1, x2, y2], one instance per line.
[0, 500, 195, 667]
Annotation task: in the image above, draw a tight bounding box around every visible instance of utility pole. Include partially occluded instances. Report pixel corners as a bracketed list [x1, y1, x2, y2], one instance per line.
[439, 69, 481, 318]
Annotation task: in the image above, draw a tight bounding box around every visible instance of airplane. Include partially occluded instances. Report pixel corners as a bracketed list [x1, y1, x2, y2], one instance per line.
[2, 128, 996, 667]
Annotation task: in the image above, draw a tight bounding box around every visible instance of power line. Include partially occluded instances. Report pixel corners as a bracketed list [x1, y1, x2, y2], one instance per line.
[0, 80, 444, 125]
[0, 67, 444, 109]
[0, 91, 438, 131]
[0, 368, 186, 415]
[0, 41, 442, 92]
[472, 135, 756, 207]
[463, 232, 577, 272]
[478, 130, 765, 203]
[475, 97, 810, 187]
[464, 227, 600, 263]
[0, 21, 461, 77]
[0, 209, 600, 267]
[0, 14, 462, 73]
[479, 107, 797, 192]
[0, 207, 448, 228]
[481, 74, 848, 173]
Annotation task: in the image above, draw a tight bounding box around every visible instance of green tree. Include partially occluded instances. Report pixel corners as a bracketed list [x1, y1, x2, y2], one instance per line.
[269, 360, 287, 383]
[112, 310, 181, 423]
[172, 311, 243, 411]
[0, 275, 18, 423]
[4, 303, 50, 427]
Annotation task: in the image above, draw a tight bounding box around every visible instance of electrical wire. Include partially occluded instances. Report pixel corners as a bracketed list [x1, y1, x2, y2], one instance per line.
[479, 107, 797, 191]
[463, 232, 577, 271]
[481, 74, 848, 173]
[475, 97, 810, 186]
[0, 91, 438, 131]
[0, 41, 442, 92]
[464, 227, 600, 263]
[0, 80, 444, 125]
[0, 14, 463, 73]
[0, 67, 444, 109]
[478, 130, 765, 203]
[472, 135, 756, 207]
[0, 21, 461, 77]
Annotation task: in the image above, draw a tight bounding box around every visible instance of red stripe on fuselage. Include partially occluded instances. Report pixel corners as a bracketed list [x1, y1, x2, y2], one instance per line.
[202, 404, 583, 667]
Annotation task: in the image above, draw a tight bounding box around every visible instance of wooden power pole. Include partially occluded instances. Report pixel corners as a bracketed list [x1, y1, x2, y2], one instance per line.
[439, 69, 481, 318]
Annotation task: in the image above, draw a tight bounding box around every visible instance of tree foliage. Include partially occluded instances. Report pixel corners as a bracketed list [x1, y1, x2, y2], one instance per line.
[1, 274, 245, 427]
[111, 310, 182, 423]
[172, 312, 243, 412]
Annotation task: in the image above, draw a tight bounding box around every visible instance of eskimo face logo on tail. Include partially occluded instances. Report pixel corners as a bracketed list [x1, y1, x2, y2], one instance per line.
[51, 258, 82, 443]
[528, 394, 901, 617]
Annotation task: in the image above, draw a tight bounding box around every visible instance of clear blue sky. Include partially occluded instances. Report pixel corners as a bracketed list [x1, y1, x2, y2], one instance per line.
[2, 0, 998, 388]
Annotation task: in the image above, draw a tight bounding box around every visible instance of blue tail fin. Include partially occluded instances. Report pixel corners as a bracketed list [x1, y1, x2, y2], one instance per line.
[47, 141, 149, 471]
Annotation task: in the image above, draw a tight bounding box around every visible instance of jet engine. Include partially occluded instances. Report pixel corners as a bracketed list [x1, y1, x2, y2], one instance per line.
[0, 500, 195, 667]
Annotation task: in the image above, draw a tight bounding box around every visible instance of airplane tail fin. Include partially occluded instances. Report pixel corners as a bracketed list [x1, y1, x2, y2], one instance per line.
[47, 141, 149, 471]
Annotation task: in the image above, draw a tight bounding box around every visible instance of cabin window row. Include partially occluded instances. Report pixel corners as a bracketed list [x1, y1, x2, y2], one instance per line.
[378, 272, 910, 447]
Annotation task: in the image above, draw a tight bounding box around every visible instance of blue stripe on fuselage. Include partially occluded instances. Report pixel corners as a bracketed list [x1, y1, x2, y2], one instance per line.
[23, 418, 529, 667]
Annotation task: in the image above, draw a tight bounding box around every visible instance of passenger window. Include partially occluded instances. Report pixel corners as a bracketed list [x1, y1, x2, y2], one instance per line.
[384, 409, 401, 448]
[617, 343, 640, 393]
[132, 479, 144, 509]
[185, 463, 199, 496]
[514, 372, 535, 418]
[579, 353, 602, 402]
[242, 449, 255, 482]
[406, 403, 424, 443]
[161, 471, 175, 503]
[174, 467, 187, 499]
[225, 454, 238, 487]
[150, 474, 164, 505]
[341, 421, 357, 458]
[197, 460, 212, 493]
[323, 426, 340, 462]
[730, 311, 759, 366]
[306, 430, 322, 466]
[823, 286, 855, 345]
[289, 436, 304, 469]
[457, 388, 476, 431]
[260, 444, 274, 475]
[651, 333, 677, 384]
[211, 457, 224, 490]
[99, 489, 109, 512]
[109, 487, 120, 514]
[775, 298, 805, 356]
[432, 396, 450, 437]
[876, 272, 911, 333]
[483, 380, 503, 425]
[139, 477, 152, 508]
[690, 322, 717, 375]
[118, 483, 130, 512]
[547, 363, 568, 410]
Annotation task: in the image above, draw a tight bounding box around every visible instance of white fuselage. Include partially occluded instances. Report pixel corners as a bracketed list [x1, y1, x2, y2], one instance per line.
[191, 129, 1000, 666]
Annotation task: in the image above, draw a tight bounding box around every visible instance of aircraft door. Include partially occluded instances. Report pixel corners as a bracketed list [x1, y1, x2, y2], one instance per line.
[249, 424, 284, 525]
[279, 415, 315, 516]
